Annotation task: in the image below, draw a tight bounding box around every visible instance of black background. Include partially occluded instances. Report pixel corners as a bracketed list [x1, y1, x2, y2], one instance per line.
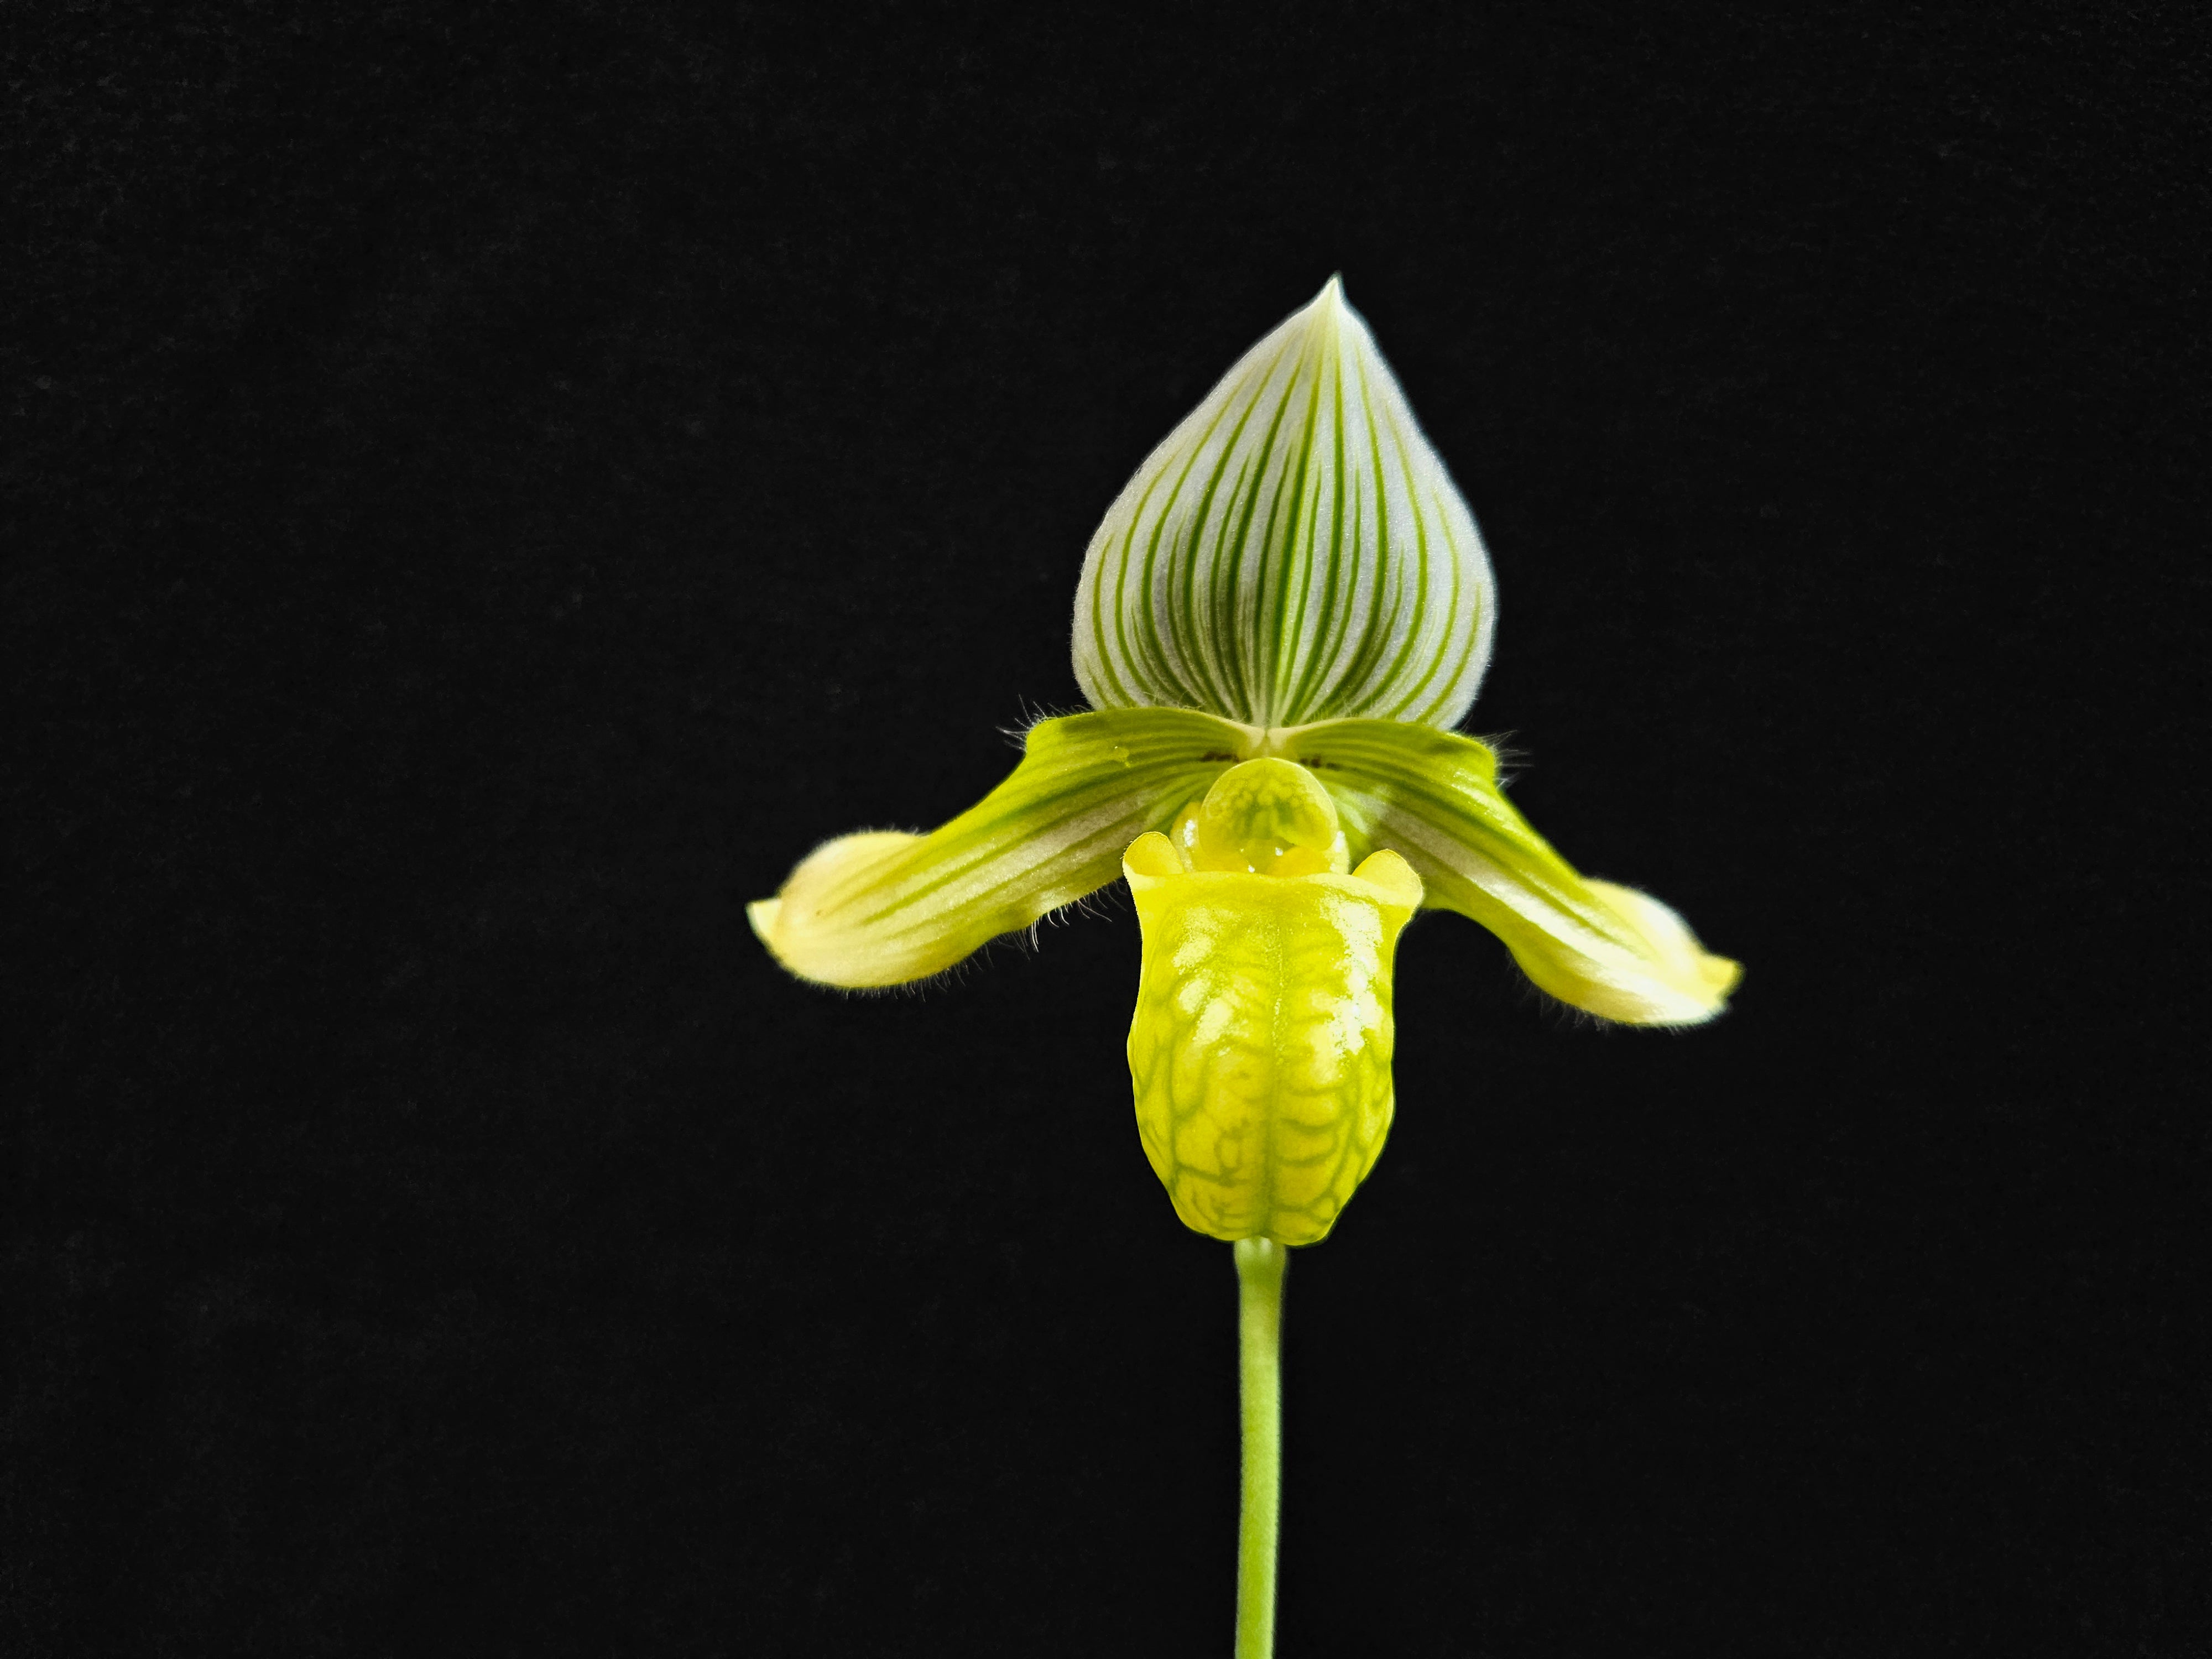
[8, 4, 2206, 1655]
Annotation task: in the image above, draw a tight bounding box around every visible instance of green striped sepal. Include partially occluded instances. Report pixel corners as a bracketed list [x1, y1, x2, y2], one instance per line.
[748, 708, 1252, 987]
[1281, 721, 1743, 1026]
[1072, 278, 1496, 731]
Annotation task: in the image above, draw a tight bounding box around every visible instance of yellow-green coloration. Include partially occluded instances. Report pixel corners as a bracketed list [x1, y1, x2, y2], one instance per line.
[1124, 761, 1423, 1245]
[1172, 755, 1349, 878]
[750, 281, 1749, 1659]
[753, 706, 1738, 1026]
[747, 707, 1241, 988]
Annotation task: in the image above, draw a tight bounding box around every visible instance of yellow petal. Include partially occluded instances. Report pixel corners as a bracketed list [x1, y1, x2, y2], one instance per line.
[750, 708, 1253, 987]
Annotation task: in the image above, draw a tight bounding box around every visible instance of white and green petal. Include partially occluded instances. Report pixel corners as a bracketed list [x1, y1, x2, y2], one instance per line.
[749, 707, 1254, 988]
[1072, 278, 1496, 731]
[1276, 721, 1742, 1026]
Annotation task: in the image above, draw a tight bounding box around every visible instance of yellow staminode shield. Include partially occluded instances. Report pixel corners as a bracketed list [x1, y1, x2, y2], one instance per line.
[1123, 761, 1423, 1245]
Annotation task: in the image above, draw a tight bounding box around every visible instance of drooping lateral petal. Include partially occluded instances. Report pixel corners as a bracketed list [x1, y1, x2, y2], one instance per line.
[1071, 278, 1496, 731]
[1280, 721, 1742, 1025]
[749, 708, 1251, 988]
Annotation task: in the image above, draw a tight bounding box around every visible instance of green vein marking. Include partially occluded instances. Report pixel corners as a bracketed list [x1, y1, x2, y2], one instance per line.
[1369, 398, 1437, 716]
[1095, 457, 1176, 708]
[1378, 417, 1451, 721]
[1282, 338, 1347, 721]
[1300, 453, 1360, 723]
[1138, 349, 1275, 708]
[1292, 728, 1633, 946]
[1266, 329, 1328, 726]
[1321, 343, 1375, 716]
[1205, 450, 1260, 718]
[1425, 498, 1478, 726]
[1079, 290, 1493, 730]
[1134, 424, 1213, 705]
[1284, 337, 1355, 724]
[1380, 402, 1481, 724]
[1336, 354, 1402, 713]
[1361, 441, 1413, 716]
[1421, 480, 1480, 724]
[1175, 357, 1278, 718]
[1213, 338, 1305, 722]
[843, 754, 1240, 931]
[825, 712, 1245, 917]
[1247, 400, 1306, 723]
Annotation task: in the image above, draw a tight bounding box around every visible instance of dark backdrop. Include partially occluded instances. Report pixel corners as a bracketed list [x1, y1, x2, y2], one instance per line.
[8, 4, 2205, 1655]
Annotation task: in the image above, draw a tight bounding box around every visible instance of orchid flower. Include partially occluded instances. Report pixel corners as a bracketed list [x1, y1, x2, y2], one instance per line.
[750, 279, 1740, 1656]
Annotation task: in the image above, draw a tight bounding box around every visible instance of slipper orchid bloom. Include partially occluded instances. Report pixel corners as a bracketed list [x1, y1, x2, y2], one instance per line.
[750, 278, 1740, 1656]
[751, 278, 1740, 1246]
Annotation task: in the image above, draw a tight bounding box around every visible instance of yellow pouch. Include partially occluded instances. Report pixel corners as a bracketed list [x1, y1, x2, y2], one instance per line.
[1121, 760, 1422, 1245]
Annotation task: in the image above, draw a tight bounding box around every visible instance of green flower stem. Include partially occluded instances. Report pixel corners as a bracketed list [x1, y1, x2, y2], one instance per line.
[1234, 1237, 1287, 1659]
